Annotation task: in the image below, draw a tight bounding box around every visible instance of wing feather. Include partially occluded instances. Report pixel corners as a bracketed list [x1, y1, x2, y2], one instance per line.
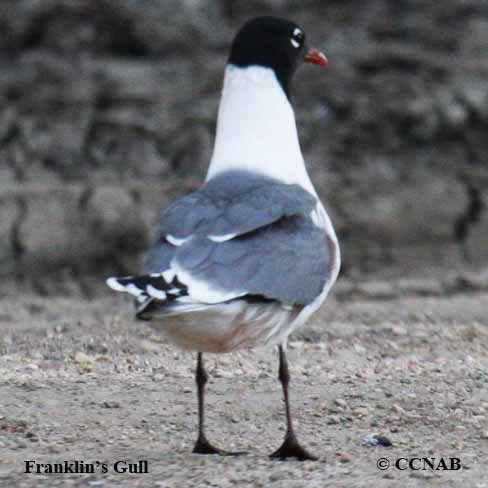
[108, 171, 329, 313]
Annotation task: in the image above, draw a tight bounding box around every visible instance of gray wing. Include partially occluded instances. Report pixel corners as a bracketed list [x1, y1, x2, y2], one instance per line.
[155, 171, 317, 241]
[173, 216, 329, 305]
[143, 171, 328, 306]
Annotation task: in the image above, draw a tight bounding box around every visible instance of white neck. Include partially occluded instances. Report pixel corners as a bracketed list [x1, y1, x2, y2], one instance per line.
[206, 65, 316, 195]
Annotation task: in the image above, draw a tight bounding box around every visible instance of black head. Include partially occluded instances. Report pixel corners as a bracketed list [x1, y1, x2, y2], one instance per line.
[228, 16, 327, 98]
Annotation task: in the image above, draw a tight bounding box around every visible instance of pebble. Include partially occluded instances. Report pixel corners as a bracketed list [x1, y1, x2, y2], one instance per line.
[334, 398, 348, 409]
[25, 431, 39, 442]
[74, 352, 95, 372]
[362, 433, 393, 447]
[390, 404, 404, 414]
[391, 325, 408, 336]
[336, 452, 352, 463]
[327, 415, 340, 425]
[353, 407, 369, 417]
[74, 352, 94, 364]
[481, 431, 488, 439]
[102, 401, 121, 409]
[95, 355, 112, 362]
[212, 368, 233, 378]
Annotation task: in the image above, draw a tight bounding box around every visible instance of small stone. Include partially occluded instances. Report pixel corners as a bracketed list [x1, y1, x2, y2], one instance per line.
[25, 431, 39, 442]
[390, 404, 404, 414]
[481, 431, 488, 439]
[212, 368, 232, 378]
[327, 415, 340, 425]
[96, 355, 112, 362]
[337, 452, 352, 463]
[362, 433, 393, 447]
[102, 401, 121, 409]
[334, 398, 348, 409]
[74, 352, 94, 364]
[353, 407, 369, 417]
[391, 325, 408, 336]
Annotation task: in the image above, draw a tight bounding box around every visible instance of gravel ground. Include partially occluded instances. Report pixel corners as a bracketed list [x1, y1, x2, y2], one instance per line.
[0, 277, 487, 488]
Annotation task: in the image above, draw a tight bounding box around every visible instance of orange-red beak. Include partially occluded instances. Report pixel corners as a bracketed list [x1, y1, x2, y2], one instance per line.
[304, 48, 328, 67]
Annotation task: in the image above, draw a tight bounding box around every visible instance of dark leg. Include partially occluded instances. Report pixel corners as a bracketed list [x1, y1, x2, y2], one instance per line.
[270, 345, 318, 461]
[192, 352, 244, 456]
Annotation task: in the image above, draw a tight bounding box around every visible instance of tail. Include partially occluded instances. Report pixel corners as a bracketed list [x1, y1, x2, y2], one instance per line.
[106, 273, 213, 320]
[106, 273, 188, 303]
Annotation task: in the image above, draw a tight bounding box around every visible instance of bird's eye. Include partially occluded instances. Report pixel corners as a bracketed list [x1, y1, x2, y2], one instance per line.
[291, 28, 304, 48]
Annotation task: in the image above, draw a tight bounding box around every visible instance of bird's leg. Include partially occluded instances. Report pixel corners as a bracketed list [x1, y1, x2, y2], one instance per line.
[192, 352, 221, 454]
[270, 345, 318, 461]
[192, 352, 244, 456]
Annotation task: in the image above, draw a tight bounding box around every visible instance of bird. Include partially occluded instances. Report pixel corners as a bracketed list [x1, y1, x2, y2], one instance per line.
[106, 16, 340, 461]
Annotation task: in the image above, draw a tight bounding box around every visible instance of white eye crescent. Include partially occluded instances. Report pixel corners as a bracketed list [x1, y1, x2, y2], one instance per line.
[291, 27, 303, 48]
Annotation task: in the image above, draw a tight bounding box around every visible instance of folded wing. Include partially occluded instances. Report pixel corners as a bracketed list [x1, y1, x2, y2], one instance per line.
[107, 171, 330, 316]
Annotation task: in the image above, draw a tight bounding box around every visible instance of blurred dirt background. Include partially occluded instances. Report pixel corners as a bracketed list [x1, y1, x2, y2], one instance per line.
[1, 1, 488, 487]
[0, 0, 487, 294]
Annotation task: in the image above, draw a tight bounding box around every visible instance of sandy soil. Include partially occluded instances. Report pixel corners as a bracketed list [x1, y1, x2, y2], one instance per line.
[0, 278, 487, 488]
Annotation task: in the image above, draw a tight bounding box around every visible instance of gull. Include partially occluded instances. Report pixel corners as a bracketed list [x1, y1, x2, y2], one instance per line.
[107, 16, 340, 461]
